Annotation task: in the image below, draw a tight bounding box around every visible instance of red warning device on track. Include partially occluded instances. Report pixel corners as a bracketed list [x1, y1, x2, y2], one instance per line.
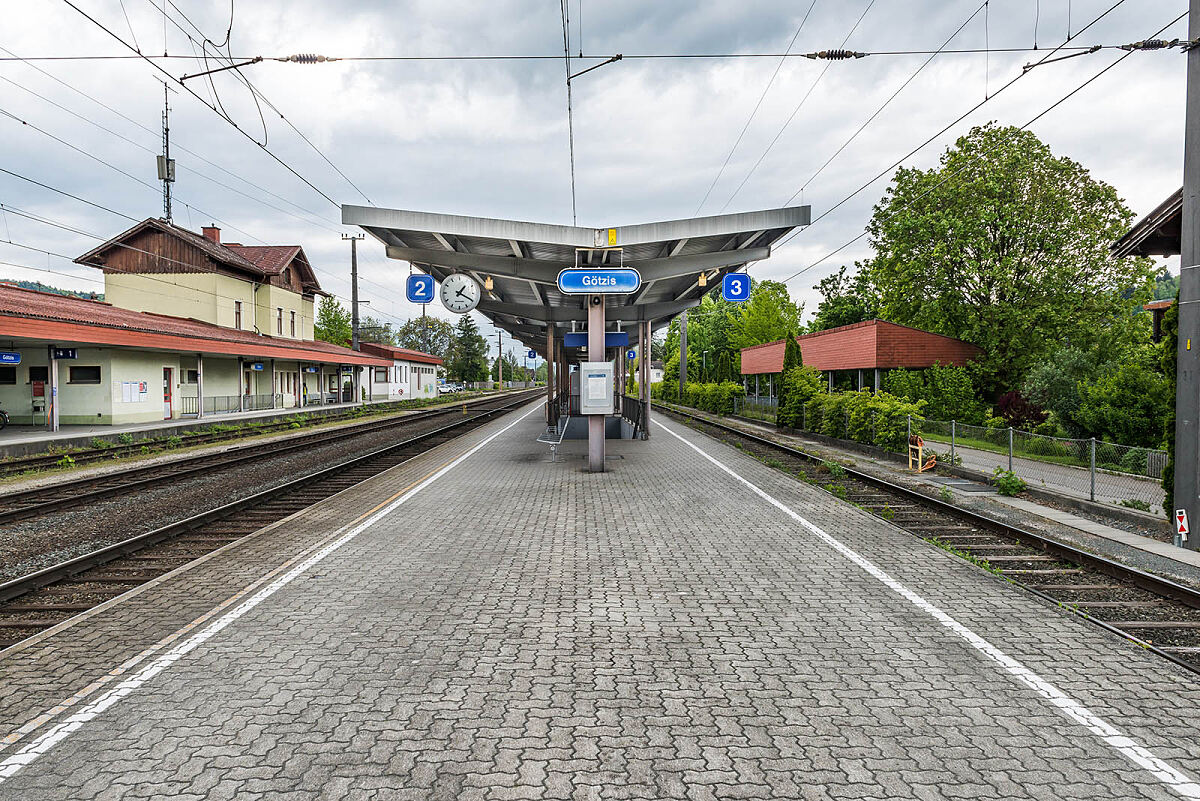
[1176, 509, 1189, 541]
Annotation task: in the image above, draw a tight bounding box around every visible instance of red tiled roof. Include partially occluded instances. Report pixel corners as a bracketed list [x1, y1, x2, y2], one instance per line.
[0, 285, 388, 366]
[226, 245, 301, 275]
[1145, 299, 1174, 311]
[359, 342, 443, 366]
[740, 319, 982, 374]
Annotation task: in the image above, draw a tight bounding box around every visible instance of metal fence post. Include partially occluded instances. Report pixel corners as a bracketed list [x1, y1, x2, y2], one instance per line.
[907, 414, 911, 445]
[1090, 437, 1097, 502]
[951, 420, 956, 462]
[1008, 427, 1014, 472]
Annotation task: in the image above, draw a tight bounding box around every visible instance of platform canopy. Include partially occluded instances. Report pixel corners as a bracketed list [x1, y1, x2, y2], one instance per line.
[342, 205, 810, 356]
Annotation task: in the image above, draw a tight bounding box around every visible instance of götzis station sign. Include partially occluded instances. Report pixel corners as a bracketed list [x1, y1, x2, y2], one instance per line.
[557, 268, 641, 295]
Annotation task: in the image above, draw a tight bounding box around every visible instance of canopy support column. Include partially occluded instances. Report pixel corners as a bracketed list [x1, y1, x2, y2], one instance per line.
[588, 295, 605, 473]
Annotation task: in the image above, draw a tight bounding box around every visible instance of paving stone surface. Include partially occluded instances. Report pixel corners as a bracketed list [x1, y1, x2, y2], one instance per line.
[1, 403, 1199, 800]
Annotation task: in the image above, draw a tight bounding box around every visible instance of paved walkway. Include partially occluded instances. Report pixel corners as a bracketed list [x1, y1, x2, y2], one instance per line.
[0, 402, 1199, 799]
[923, 435, 1165, 514]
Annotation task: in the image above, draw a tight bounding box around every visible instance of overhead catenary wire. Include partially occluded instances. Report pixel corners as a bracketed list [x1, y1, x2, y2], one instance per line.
[693, 0, 819, 216]
[717, 0, 877, 214]
[58, 0, 344, 209]
[559, 0, 577, 225]
[0, 44, 342, 227]
[775, 8, 1184, 289]
[784, 1, 990, 207]
[769, 0, 1133, 271]
[142, 0, 374, 205]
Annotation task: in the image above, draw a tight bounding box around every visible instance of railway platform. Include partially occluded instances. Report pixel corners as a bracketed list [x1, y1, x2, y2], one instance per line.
[1, 400, 1199, 799]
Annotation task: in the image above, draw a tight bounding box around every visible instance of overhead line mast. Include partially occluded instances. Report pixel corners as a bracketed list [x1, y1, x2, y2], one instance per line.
[1176, 0, 1200, 551]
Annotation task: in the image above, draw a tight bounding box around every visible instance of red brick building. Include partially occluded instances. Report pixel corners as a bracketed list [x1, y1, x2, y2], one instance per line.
[740, 319, 982, 393]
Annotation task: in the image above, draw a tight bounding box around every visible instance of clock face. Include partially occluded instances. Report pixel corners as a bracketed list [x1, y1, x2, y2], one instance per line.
[440, 274, 481, 314]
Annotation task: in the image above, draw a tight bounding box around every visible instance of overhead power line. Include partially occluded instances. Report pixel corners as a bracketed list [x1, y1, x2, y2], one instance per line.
[776, 9, 1185, 289]
[58, 0, 345, 208]
[693, 0, 819, 216]
[770, 0, 1134, 268]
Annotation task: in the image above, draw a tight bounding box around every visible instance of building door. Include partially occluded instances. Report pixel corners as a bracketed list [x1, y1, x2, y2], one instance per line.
[162, 368, 173, 419]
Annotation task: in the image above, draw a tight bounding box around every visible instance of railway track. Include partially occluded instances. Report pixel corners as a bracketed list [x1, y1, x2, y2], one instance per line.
[659, 403, 1200, 675]
[0, 391, 538, 524]
[0, 393, 538, 650]
[0, 392, 508, 478]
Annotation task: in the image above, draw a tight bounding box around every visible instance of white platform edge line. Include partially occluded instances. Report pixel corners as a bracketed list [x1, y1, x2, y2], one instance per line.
[654, 419, 1200, 800]
[0, 405, 539, 783]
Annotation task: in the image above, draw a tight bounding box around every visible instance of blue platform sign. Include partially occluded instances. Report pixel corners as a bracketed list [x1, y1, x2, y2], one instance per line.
[557, 268, 640, 295]
[52, 348, 77, 360]
[527, 349, 537, 359]
[563, 332, 629, 349]
[250, 362, 264, 371]
[406, 274, 435, 304]
[722, 273, 751, 302]
[0, 352, 20, 365]
[627, 349, 637, 360]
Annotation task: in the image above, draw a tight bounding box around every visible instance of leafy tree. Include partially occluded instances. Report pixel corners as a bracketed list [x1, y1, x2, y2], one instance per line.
[809, 265, 876, 332]
[447, 315, 489, 382]
[314, 296, 351, 346]
[1022, 348, 1105, 436]
[396, 316, 454, 357]
[1162, 294, 1179, 516]
[777, 365, 823, 428]
[858, 123, 1153, 394]
[883, 364, 987, 424]
[1074, 357, 1171, 448]
[774, 332, 803, 427]
[358, 315, 397, 345]
[728, 280, 804, 351]
[1154, 270, 1180, 301]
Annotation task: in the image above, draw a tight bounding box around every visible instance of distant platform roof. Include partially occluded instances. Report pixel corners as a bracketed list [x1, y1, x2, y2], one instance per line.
[342, 205, 809, 355]
[740, 320, 983, 374]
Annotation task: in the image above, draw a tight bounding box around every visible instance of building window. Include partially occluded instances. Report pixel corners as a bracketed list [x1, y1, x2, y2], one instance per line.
[0, 366, 14, 385]
[374, 367, 388, 382]
[234, 301, 242, 329]
[290, 310, 296, 338]
[276, 308, 283, 335]
[68, 365, 102, 384]
[28, 366, 47, 383]
[183, 369, 199, 384]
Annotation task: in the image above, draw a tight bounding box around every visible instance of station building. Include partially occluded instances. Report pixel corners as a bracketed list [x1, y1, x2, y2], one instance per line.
[740, 319, 983, 395]
[0, 218, 424, 428]
[359, 342, 443, 400]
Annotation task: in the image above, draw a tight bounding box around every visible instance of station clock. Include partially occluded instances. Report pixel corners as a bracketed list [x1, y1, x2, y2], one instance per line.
[440, 274, 481, 314]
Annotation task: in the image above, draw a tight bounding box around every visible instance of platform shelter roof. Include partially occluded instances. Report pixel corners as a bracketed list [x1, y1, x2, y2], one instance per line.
[740, 319, 982, 375]
[342, 205, 809, 357]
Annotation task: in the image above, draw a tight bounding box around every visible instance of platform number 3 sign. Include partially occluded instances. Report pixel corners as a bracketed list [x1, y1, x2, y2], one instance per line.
[406, 274, 435, 304]
[722, 273, 750, 302]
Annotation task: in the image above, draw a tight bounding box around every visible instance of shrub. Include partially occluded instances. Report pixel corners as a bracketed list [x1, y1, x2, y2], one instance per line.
[1024, 437, 1071, 458]
[1074, 358, 1172, 449]
[1118, 448, 1149, 476]
[884, 364, 986, 424]
[992, 467, 1027, 496]
[983, 415, 1007, 431]
[996, 390, 1047, 429]
[1120, 499, 1152, 513]
[803, 391, 924, 452]
[117, 432, 135, 445]
[662, 380, 744, 414]
[90, 437, 111, 450]
[165, 435, 183, 449]
[57, 454, 76, 469]
[776, 365, 823, 428]
[938, 485, 954, 503]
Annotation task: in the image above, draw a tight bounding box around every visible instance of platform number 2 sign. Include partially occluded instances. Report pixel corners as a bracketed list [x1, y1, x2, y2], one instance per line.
[406, 274, 435, 304]
[722, 273, 750, 302]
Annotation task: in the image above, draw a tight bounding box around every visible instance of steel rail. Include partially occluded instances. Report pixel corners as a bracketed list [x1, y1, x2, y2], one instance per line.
[658, 403, 1200, 675]
[0, 395, 535, 607]
[0, 391, 539, 524]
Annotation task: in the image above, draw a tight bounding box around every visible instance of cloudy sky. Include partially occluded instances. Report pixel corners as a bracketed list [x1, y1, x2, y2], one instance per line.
[0, 0, 1189, 358]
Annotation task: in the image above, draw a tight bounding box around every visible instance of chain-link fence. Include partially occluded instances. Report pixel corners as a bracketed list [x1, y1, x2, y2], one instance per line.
[917, 417, 1166, 514]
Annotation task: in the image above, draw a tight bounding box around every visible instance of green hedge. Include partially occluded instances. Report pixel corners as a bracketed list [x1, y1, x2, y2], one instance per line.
[652, 380, 745, 414]
[801, 391, 925, 452]
[777, 366, 824, 428]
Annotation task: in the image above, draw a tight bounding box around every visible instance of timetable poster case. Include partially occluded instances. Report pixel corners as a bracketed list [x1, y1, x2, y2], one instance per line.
[114, 380, 150, 403]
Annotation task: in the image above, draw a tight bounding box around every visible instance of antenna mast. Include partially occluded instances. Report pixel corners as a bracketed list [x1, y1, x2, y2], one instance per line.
[157, 82, 176, 222]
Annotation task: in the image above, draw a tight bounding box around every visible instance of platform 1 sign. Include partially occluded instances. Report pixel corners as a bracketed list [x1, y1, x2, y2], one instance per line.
[52, 348, 77, 360]
[722, 273, 750, 302]
[0, 352, 20, 365]
[557, 268, 640, 295]
[1177, 509, 1190, 542]
[405, 274, 435, 304]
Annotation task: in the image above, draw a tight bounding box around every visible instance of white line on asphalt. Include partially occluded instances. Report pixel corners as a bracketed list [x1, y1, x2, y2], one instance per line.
[655, 419, 1200, 800]
[0, 404, 539, 784]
